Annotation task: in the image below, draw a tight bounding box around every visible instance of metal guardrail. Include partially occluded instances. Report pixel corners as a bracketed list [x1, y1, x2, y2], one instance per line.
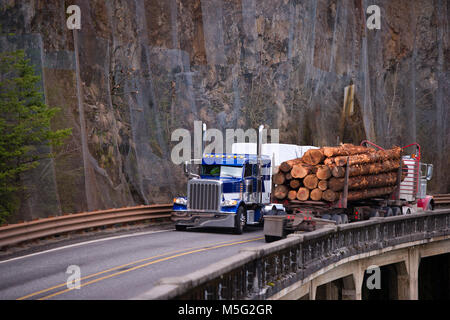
[433, 193, 450, 208]
[0, 204, 173, 249]
[139, 209, 450, 300]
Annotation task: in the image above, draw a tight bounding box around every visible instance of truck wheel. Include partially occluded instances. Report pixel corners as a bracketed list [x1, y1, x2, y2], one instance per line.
[331, 214, 342, 225]
[340, 214, 349, 224]
[175, 225, 187, 231]
[265, 235, 281, 243]
[234, 206, 246, 234]
[369, 209, 380, 219]
[385, 207, 394, 217]
[392, 207, 401, 216]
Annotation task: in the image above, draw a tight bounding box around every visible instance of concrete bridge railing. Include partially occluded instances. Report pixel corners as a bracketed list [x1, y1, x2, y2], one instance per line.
[137, 209, 450, 300]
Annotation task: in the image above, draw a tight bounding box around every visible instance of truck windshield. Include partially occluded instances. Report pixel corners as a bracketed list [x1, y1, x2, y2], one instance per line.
[201, 165, 243, 178]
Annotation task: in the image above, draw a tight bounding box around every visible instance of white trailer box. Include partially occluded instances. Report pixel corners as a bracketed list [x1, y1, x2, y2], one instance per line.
[232, 143, 319, 173]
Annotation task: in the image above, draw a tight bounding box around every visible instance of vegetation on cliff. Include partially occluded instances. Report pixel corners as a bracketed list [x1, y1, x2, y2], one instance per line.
[0, 50, 71, 223]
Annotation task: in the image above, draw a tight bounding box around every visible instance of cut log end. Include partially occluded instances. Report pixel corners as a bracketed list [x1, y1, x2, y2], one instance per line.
[274, 185, 289, 200]
[331, 166, 345, 178]
[296, 187, 310, 201]
[303, 174, 319, 190]
[287, 190, 298, 200]
[318, 180, 328, 191]
[316, 165, 331, 180]
[310, 188, 323, 201]
[301, 149, 325, 165]
[291, 164, 311, 179]
[289, 179, 301, 189]
[273, 172, 285, 185]
[322, 189, 338, 202]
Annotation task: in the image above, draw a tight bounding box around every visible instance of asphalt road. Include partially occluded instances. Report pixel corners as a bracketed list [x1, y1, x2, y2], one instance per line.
[0, 226, 265, 300]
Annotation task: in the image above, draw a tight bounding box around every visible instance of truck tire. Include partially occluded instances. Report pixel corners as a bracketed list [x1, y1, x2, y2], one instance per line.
[385, 207, 394, 217]
[331, 214, 342, 225]
[234, 206, 247, 234]
[340, 214, 349, 224]
[392, 207, 401, 216]
[265, 235, 282, 243]
[369, 209, 380, 219]
[175, 225, 187, 231]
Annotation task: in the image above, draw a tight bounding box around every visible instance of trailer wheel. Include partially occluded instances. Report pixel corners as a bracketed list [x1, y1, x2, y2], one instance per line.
[331, 214, 343, 225]
[233, 206, 247, 234]
[340, 214, 349, 224]
[369, 209, 380, 219]
[175, 225, 187, 231]
[385, 207, 394, 217]
[265, 235, 282, 243]
[392, 207, 401, 216]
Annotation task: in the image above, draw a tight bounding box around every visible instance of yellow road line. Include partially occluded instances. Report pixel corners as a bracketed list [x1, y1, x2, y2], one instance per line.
[38, 237, 263, 300]
[17, 236, 263, 300]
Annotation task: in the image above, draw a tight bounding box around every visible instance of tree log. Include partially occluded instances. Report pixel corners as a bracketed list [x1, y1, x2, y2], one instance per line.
[323, 144, 376, 157]
[347, 186, 396, 201]
[316, 165, 331, 180]
[332, 147, 402, 167]
[291, 164, 313, 179]
[287, 190, 298, 200]
[285, 172, 293, 180]
[303, 174, 319, 189]
[318, 180, 328, 191]
[279, 158, 303, 172]
[322, 189, 338, 202]
[331, 165, 346, 178]
[328, 171, 399, 192]
[274, 185, 289, 200]
[296, 187, 310, 201]
[289, 179, 301, 189]
[273, 172, 285, 185]
[330, 159, 401, 178]
[310, 188, 323, 201]
[301, 149, 325, 165]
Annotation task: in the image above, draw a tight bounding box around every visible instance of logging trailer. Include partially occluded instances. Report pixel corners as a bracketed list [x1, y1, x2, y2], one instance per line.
[171, 124, 319, 234]
[263, 141, 435, 242]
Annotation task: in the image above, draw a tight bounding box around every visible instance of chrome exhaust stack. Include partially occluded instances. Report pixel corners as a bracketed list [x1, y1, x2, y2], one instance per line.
[202, 122, 207, 156]
[257, 125, 264, 204]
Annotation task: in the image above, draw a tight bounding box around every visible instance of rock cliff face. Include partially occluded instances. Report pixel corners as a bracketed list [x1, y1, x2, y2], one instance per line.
[0, 0, 448, 221]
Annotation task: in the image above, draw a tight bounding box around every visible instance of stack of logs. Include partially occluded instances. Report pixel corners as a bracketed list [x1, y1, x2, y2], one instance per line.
[273, 144, 405, 202]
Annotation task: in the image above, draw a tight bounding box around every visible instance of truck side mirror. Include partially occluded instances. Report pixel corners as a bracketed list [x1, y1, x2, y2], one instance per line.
[183, 161, 189, 177]
[183, 160, 200, 179]
[426, 164, 433, 180]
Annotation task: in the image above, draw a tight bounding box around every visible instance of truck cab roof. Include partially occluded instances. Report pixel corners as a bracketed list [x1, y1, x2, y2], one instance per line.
[202, 153, 271, 167]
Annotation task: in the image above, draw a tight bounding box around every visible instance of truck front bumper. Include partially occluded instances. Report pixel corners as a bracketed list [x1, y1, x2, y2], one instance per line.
[171, 211, 236, 228]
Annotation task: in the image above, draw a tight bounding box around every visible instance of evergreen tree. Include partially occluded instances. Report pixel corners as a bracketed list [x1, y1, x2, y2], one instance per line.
[0, 50, 71, 224]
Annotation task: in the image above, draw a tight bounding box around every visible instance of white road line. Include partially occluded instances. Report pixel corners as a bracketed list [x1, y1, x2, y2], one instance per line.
[0, 228, 174, 265]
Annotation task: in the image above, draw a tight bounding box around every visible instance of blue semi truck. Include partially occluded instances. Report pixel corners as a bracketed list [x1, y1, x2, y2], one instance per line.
[171, 124, 317, 235]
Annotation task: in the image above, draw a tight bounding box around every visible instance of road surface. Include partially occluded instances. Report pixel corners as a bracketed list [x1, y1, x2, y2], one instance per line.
[0, 226, 265, 300]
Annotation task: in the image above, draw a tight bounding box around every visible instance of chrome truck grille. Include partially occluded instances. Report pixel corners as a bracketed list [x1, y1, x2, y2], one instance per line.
[187, 179, 222, 212]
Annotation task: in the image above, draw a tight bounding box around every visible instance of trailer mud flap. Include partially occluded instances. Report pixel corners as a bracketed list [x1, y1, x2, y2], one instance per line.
[263, 215, 285, 237]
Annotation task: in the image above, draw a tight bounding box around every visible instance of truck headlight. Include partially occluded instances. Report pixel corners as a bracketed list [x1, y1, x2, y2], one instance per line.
[222, 199, 238, 207]
[173, 197, 187, 205]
